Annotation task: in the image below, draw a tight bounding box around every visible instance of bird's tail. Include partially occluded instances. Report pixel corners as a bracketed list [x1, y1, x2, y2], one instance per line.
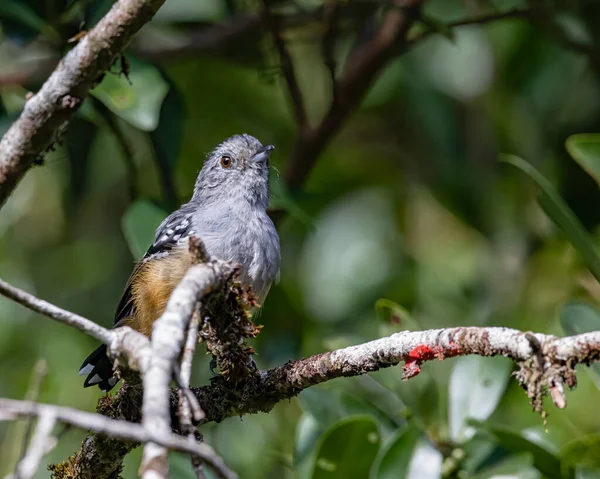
[79, 344, 118, 392]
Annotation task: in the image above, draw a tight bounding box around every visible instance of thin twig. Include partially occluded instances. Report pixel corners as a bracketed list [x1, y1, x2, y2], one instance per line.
[178, 309, 206, 478]
[9, 413, 57, 479]
[261, 0, 308, 129]
[139, 261, 231, 478]
[406, 8, 534, 46]
[284, 0, 423, 190]
[322, 0, 340, 100]
[0, 399, 236, 479]
[16, 360, 49, 466]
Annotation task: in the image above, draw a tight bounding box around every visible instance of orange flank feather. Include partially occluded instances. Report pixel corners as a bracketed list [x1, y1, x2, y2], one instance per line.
[127, 247, 193, 337]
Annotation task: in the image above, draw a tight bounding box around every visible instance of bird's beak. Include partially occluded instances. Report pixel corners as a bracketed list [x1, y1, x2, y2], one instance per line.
[250, 145, 275, 164]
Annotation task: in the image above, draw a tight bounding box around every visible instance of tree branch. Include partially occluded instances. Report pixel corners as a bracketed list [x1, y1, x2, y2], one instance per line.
[406, 8, 534, 46]
[0, 0, 167, 209]
[0, 278, 113, 344]
[140, 260, 231, 478]
[10, 412, 57, 479]
[178, 311, 206, 478]
[2, 267, 600, 477]
[0, 399, 236, 479]
[284, 0, 423, 191]
[261, 0, 308, 129]
[187, 327, 600, 424]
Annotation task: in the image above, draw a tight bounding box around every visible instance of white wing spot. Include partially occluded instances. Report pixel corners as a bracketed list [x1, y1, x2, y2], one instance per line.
[88, 374, 103, 385]
[79, 364, 94, 376]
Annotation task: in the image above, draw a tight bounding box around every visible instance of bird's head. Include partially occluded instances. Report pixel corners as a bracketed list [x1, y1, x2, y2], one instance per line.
[193, 134, 275, 208]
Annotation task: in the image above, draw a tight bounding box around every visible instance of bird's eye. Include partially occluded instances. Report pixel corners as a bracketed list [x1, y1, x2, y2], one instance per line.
[221, 156, 232, 168]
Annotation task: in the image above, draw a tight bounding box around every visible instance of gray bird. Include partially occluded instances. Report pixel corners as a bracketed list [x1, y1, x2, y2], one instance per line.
[79, 133, 280, 391]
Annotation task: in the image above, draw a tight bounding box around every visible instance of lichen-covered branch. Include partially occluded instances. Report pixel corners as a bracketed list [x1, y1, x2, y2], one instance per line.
[139, 260, 232, 478]
[0, 0, 167, 209]
[0, 399, 236, 479]
[187, 327, 600, 424]
[3, 262, 600, 479]
[71, 326, 600, 479]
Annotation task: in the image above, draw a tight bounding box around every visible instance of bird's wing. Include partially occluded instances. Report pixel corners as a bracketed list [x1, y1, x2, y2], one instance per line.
[113, 203, 196, 326]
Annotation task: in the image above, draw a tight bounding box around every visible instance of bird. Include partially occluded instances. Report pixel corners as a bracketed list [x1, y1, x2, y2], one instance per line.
[79, 134, 281, 392]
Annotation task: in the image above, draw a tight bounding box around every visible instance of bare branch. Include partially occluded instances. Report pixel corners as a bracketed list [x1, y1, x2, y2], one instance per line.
[14, 359, 49, 474]
[284, 0, 423, 190]
[261, 0, 308, 128]
[2, 259, 599, 478]
[0, 399, 236, 479]
[9, 413, 57, 479]
[406, 8, 534, 46]
[0, 278, 113, 344]
[0, 0, 168, 209]
[139, 261, 231, 478]
[187, 327, 600, 423]
[178, 310, 206, 478]
[322, 0, 340, 99]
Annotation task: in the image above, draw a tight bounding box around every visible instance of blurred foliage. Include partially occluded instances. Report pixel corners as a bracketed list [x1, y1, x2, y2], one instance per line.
[1, 0, 600, 478]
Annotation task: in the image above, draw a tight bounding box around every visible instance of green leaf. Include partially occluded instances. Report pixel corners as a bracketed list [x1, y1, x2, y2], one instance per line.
[565, 134, 600, 186]
[461, 433, 504, 474]
[370, 425, 420, 479]
[299, 388, 344, 427]
[92, 57, 169, 132]
[470, 420, 573, 479]
[561, 434, 600, 469]
[299, 388, 394, 433]
[295, 413, 324, 465]
[449, 356, 513, 442]
[374, 299, 419, 329]
[149, 76, 184, 208]
[559, 301, 600, 389]
[406, 440, 443, 479]
[121, 200, 167, 259]
[312, 416, 380, 479]
[577, 467, 600, 479]
[0, 1, 58, 43]
[471, 453, 539, 479]
[501, 154, 600, 283]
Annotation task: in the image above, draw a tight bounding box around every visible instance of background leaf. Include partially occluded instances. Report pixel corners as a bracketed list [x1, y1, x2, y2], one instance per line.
[312, 416, 381, 479]
[92, 57, 169, 132]
[449, 356, 513, 442]
[369, 425, 420, 479]
[565, 134, 600, 186]
[501, 154, 600, 283]
[561, 434, 600, 469]
[121, 200, 167, 259]
[471, 421, 572, 479]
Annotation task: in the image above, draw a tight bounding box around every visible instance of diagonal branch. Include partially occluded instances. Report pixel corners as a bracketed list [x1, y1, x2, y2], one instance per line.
[0, 399, 236, 479]
[0, 278, 113, 344]
[2, 263, 600, 478]
[261, 0, 308, 129]
[188, 327, 600, 423]
[284, 0, 423, 191]
[10, 412, 57, 479]
[139, 260, 232, 478]
[0, 0, 168, 209]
